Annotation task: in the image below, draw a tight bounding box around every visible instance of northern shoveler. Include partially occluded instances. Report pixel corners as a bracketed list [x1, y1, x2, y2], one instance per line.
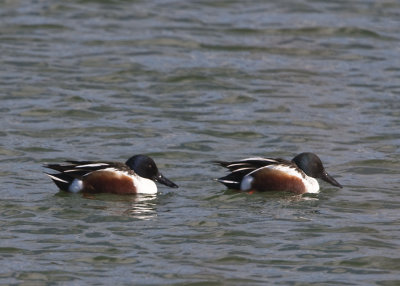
[44, 154, 178, 194]
[215, 152, 342, 194]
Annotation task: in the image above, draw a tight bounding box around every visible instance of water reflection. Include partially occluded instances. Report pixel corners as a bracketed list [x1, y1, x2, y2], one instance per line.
[81, 193, 158, 220]
[122, 194, 158, 219]
[214, 189, 321, 202]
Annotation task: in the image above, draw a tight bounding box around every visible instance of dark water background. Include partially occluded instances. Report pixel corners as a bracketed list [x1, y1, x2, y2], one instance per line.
[1, 1, 400, 285]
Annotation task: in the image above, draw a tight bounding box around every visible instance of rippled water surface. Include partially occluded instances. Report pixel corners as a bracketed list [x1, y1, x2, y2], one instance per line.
[1, 0, 400, 285]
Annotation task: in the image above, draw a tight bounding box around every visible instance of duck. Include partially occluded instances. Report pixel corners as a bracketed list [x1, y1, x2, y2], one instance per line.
[215, 152, 342, 194]
[44, 154, 178, 194]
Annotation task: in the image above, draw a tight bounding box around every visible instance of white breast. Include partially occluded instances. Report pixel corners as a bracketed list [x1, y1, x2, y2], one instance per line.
[133, 176, 158, 194]
[303, 176, 319, 193]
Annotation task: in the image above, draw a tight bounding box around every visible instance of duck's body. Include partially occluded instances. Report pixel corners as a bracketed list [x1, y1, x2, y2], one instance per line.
[215, 153, 342, 194]
[45, 155, 178, 194]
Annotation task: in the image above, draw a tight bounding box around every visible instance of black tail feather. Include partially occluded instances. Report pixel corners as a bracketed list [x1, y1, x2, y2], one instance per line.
[44, 163, 94, 178]
[44, 163, 100, 173]
[213, 161, 231, 168]
[45, 172, 73, 191]
[214, 160, 255, 190]
[44, 164, 71, 172]
[216, 169, 251, 190]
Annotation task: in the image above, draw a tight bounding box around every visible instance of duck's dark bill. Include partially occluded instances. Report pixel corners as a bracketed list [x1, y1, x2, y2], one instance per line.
[154, 173, 179, 188]
[321, 171, 342, 188]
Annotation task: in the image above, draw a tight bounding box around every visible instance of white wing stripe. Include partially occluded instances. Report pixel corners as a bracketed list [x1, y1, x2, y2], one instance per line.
[79, 168, 130, 177]
[237, 157, 278, 163]
[75, 163, 109, 168]
[227, 163, 252, 168]
[64, 169, 85, 173]
[217, 179, 239, 184]
[46, 174, 68, 183]
[231, 167, 256, 173]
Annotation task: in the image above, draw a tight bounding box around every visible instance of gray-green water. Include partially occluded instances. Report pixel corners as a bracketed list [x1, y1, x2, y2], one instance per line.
[1, 1, 400, 285]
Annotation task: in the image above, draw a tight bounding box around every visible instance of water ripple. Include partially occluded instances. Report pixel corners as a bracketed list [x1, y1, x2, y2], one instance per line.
[1, 0, 400, 285]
